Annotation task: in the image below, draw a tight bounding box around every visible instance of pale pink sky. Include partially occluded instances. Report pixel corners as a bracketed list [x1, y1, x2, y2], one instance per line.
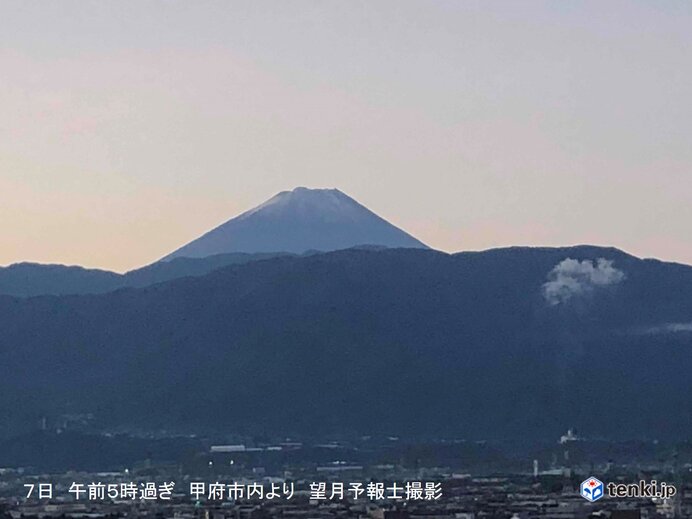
[2, 1, 691, 272]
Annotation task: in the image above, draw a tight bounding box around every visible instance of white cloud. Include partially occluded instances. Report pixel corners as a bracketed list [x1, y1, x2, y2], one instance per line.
[543, 258, 625, 305]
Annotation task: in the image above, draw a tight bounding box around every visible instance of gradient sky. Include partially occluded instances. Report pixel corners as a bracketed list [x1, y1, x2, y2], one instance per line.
[2, 1, 691, 272]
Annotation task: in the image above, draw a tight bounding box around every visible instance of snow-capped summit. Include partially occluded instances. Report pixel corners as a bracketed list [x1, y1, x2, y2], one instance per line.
[161, 187, 428, 260]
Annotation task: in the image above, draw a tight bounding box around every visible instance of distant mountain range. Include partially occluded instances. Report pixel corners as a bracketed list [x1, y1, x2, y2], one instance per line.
[0, 252, 288, 297]
[0, 188, 691, 450]
[1, 246, 691, 443]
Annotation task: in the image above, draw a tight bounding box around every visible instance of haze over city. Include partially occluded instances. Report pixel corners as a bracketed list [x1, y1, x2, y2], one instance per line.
[2, 1, 691, 272]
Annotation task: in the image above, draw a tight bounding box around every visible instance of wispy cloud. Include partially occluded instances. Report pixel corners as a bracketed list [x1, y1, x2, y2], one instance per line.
[639, 322, 692, 335]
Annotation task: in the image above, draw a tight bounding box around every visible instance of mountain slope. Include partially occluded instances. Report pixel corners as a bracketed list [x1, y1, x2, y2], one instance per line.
[0, 246, 691, 442]
[0, 253, 289, 297]
[0, 263, 122, 297]
[161, 187, 428, 260]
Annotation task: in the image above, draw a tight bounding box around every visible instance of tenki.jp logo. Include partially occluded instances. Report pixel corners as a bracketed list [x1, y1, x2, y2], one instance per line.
[580, 477, 604, 502]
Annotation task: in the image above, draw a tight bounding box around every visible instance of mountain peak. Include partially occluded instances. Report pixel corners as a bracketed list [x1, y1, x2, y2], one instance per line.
[161, 187, 428, 261]
[239, 187, 350, 219]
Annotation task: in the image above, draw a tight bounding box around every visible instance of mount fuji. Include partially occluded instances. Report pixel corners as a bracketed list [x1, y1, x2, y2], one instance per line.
[161, 187, 428, 261]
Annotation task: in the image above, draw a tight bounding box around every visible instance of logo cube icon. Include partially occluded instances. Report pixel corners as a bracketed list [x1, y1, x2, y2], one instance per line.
[580, 477, 604, 502]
